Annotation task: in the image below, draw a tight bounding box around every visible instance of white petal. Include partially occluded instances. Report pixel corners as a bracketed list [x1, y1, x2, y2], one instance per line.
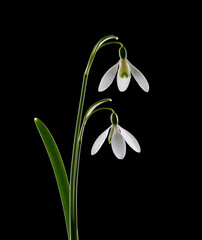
[117, 61, 131, 92]
[98, 62, 119, 92]
[119, 126, 141, 153]
[127, 60, 149, 92]
[117, 72, 131, 92]
[111, 126, 126, 159]
[91, 126, 111, 155]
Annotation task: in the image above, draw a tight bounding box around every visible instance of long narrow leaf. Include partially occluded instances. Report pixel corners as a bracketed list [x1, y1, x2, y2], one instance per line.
[34, 118, 70, 238]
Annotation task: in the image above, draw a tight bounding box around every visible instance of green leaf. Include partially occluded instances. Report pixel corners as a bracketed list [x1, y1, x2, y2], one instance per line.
[34, 118, 70, 239]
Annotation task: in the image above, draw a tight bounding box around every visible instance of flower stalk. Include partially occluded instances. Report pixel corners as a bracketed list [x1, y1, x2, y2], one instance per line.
[69, 35, 119, 240]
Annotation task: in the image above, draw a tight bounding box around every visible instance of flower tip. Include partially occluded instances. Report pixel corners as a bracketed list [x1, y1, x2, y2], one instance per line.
[98, 87, 103, 92]
[98, 85, 106, 92]
[91, 146, 96, 155]
[144, 85, 150, 92]
[34, 117, 38, 122]
[119, 88, 127, 92]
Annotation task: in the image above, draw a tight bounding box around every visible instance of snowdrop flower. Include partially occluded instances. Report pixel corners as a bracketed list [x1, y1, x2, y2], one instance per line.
[91, 112, 141, 159]
[98, 46, 149, 92]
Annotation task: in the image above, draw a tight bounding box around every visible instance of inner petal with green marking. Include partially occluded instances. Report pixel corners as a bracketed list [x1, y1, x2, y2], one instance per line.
[119, 59, 131, 78]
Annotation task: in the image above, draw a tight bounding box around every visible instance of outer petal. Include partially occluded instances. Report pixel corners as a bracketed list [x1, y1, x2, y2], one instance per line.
[98, 62, 119, 92]
[119, 126, 141, 153]
[91, 126, 111, 155]
[111, 126, 126, 159]
[127, 60, 149, 92]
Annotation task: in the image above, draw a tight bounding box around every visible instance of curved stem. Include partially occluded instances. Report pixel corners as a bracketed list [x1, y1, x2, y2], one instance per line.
[69, 35, 118, 240]
[98, 41, 123, 50]
[86, 107, 114, 122]
[79, 107, 114, 143]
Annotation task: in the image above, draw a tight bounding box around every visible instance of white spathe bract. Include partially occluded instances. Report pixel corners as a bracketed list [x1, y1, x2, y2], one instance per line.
[98, 59, 149, 92]
[91, 124, 141, 159]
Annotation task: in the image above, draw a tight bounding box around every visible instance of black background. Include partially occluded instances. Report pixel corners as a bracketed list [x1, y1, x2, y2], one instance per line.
[3, 2, 198, 239]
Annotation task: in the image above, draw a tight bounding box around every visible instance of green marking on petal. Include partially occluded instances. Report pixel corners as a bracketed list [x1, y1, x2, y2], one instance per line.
[119, 59, 131, 78]
[120, 72, 131, 78]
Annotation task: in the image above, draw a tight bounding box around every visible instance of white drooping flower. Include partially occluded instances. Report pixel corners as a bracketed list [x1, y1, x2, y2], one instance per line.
[98, 46, 149, 92]
[91, 112, 141, 159]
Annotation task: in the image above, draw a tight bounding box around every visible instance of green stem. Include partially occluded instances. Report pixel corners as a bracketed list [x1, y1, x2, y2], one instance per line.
[86, 107, 114, 120]
[69, 35, 118, 240]
[79, 107, 114, 143]
[98, 41, 123, 50]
